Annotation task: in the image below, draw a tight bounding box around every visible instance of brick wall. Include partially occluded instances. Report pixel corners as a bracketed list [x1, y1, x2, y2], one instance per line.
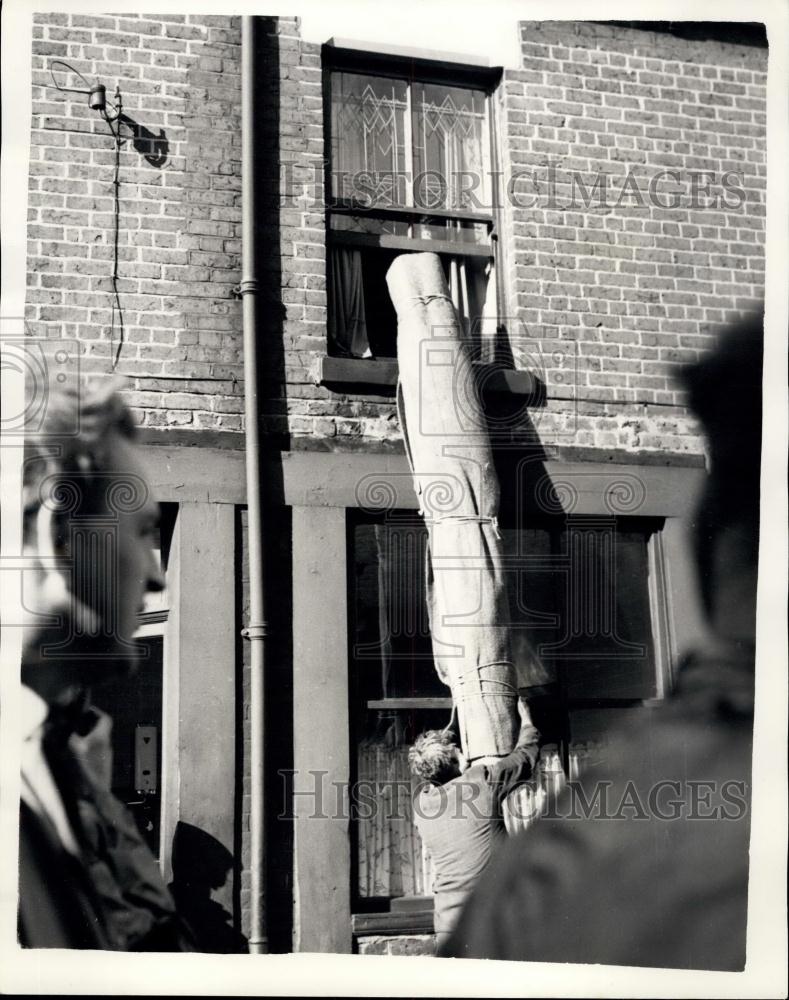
[27, 17, 766, 455]
[256, 19, 767, 455]
[356, 933, 436, 956]
[256, 18, 767, 455]
[496, 21, 767, 454]
[27, 13, 245, 431]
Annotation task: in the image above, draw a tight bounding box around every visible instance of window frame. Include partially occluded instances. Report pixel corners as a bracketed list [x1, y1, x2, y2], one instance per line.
[322, 44, 504, 366]
[346, 507, 672, 914]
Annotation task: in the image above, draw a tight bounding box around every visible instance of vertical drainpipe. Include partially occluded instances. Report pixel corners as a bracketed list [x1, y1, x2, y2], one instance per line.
[240, 14, 268, 955]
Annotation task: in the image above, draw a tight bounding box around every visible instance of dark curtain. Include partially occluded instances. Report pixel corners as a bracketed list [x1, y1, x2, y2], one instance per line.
[329, 247, 370, 358]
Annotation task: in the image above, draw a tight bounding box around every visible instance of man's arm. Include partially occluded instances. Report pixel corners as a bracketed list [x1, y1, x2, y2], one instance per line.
[487, 721, 540, 803]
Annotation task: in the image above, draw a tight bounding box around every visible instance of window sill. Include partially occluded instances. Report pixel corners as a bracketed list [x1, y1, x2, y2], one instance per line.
[367, 697, 453, 710]
[352, 905, 435, 937]
[318, 356, 541, 398]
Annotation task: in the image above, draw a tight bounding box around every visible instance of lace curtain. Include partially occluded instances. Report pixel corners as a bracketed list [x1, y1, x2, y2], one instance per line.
[412, 82, 489, 211]
[357, 741, 430, 898]
[330, 72, 409, 207]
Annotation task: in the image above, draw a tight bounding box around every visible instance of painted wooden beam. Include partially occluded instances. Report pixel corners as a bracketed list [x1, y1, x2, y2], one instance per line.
[160, 502, 237, 918]
[367, 698, 452, 710]
[139, 444, 706, 517]
[292, 505, 352, 953]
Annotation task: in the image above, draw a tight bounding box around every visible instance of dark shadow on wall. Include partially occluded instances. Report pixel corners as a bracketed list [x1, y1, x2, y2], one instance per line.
[118, 113, 169, 167]
[169, 821, 248, 953]
[254, 16, 290, 454]
[263, 505, 293, 955]
[234, 500, 294, 956]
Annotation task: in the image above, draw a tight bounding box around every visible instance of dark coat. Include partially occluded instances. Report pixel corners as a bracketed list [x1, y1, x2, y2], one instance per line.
[19, 707, 192, 951]
[443, 645, 754, 971]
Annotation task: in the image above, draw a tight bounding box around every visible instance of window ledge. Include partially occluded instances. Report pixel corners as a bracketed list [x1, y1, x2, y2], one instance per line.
[318, 356, 541, 399]
[352, 908, 435, 937]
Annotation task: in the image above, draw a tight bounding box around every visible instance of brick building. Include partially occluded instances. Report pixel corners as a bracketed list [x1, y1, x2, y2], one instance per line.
[24, 14, 767, 954]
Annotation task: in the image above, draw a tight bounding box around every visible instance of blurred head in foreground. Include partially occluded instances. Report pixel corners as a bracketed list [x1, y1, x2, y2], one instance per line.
[682, 312, 763, 648]
[21, 380, 163, 702]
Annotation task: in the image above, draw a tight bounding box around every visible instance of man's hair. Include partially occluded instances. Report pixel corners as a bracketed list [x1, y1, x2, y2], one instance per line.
[23, 379, 138, 533]
[681, 312, 762, 530]
[408, 729, 459, 784]
[24, 378, 136, 476]
[681, 312, 763, 625]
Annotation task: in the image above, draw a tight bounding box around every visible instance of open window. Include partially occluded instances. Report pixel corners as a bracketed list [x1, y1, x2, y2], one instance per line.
[324, 47, 500, 363]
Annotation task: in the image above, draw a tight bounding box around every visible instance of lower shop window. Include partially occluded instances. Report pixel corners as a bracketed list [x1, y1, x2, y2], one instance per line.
[349, 509, 667, 909]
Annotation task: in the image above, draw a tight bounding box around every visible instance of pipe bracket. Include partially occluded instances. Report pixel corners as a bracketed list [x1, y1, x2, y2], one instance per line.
[241, 622, 269, 641]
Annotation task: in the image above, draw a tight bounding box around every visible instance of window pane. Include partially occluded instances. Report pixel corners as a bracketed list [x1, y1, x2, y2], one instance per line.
[92, 636, 163, 855]
[413, 219, 490, 245]
[353, 519, 444, 701]
[350, 516, 661, 901]
[331, 72, 409, 207]
[501, 527, 560, 691]
[353, 519, 659, 703]
[412, 83, 489, 210]
[359, 249, 401, 358]
[352, 518, 448, 901]
[356, 740, 432, 899]
[552, 525, 658, 701]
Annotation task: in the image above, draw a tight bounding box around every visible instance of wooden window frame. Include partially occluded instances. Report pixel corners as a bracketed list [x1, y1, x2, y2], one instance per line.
[346, 510, 671, 922]
[322, 44, 504, 381]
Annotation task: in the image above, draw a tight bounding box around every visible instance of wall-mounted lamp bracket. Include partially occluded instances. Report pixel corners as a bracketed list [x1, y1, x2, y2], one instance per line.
[50, 59, 122, 124]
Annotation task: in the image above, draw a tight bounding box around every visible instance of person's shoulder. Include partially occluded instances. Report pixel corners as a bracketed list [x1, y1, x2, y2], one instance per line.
[459, 764, 490, 785]
[414, 780, 444, 810]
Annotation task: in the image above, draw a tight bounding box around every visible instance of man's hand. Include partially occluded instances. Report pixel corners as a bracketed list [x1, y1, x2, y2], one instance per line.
[488, 745, 535, 797]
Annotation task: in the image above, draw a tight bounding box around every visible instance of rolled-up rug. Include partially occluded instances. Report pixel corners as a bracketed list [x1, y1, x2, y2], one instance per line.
[387, 252, 534, 762]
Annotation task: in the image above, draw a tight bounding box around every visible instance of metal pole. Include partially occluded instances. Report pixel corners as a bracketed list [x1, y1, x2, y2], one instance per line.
[240, 14, 268, 955]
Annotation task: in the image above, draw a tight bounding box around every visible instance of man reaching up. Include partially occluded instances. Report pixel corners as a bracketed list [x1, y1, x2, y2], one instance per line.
[408, 727, 538, 950]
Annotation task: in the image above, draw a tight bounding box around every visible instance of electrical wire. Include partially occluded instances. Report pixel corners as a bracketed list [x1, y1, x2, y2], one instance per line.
[49, 60, 94, 96]
[48, 62, 127, 369]
[99, 88, 126, 370]
[49, 61, 127, 369]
